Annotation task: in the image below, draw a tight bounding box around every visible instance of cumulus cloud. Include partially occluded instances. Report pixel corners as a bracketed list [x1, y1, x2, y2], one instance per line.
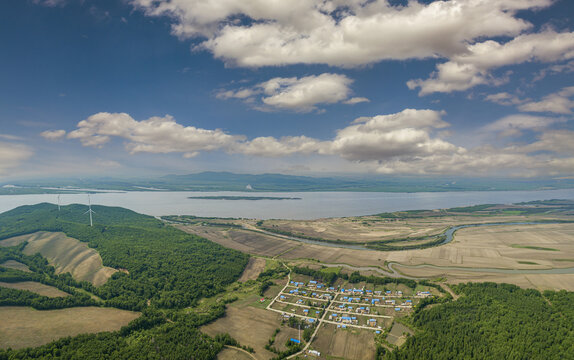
[0, 140, 34, 176]
[41, 129, 67, 140]
[131, 0, 550, 67]
[234, 136, 326, 157]
[518, 86, 574, 114]
[66, 112, 242, 153]
[64, 110, 455, 163]
[330, 109, 456, 161]
[217, 73, 367, 112]
[62, 109, 574, 177]
[408, 31, 574, 95]
[344, 97, 370, 105]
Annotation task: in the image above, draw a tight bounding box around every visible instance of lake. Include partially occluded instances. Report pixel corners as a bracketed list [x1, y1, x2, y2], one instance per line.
[1, 189, 574, 219]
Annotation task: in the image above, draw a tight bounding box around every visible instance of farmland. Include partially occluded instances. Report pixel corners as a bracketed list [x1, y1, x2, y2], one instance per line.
[202, 305, 279, 359]
[238, 257, 267, 282]
[176, 200, 574, 292]
[0, 260, 31, 272]
[2, 231, 118, 286]
[312, 323, 376, 359]
[0, 281, 69, 298]
[0, 306, 140, 349]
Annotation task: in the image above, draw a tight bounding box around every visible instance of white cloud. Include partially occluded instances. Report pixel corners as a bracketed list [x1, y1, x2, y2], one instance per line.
[216, 88, 257, 100]
[518, 86, 574, 114]
[67, 112, 242, 153]
[344, 97, 370, 105]
[217, 73, 367, 112]
[0, 140, 34, 177]
[41, 129, 67, 140]
[482, 114, 566, 137]
[259, 74, 352, 112]
[65, 110, 455, 162]
[63, 109, 574, 177]
[520, 130, 574, 154]
[408, 31, 574, 95]
[330, 109, 456, 161]
[233, 136, 326, 157]
[131, 0, 551, 67]
[533, 60, 574, 82]
[484, 92, 526, 106]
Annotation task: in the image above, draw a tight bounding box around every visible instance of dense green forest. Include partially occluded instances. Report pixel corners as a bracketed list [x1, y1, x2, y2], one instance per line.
[384, 283, 574, 359]
[0, 203, 249, 359]
[0, 203, 249, 310]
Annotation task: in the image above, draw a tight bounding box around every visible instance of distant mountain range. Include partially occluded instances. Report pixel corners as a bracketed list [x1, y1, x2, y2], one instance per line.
[2, 171, 574, 194]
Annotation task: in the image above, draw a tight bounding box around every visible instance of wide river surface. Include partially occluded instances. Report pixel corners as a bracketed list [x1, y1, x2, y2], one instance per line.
[1, 189, 574, 220]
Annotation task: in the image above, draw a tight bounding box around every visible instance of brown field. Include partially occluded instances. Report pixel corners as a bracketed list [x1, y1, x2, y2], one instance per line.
[0, 306, 140, 349]
[0, 260, 31, 272]
[387, 223, 574, 291]
[0, 281, 70, 297]
[386, 323, 413, 347]
[201, 305, 279, 360]
[176, 219, 574, 292]
[258, 214, 551, 243]
[261, 216, 446, 243]
[217, 347, 254, 360]
[1, 232, 118, 286]
[238, 257, 266, 282]
[312, 323, 376, 360]
[176, 224, 300, 257]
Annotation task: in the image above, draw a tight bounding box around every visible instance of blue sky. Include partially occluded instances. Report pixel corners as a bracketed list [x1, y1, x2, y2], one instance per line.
[1, 0, 573, 180]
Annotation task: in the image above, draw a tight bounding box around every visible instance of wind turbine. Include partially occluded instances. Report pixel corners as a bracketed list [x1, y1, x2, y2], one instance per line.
[84, 194, 95, 227]
[57, 194, 61, 211]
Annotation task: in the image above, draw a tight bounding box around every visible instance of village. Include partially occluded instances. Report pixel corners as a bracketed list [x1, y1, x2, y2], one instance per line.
[267, 275, 434, 335]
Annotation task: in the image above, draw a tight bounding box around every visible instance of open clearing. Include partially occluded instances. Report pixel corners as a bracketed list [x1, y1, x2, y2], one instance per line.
[386, 322, 414, 347]
[311, 323, 376, 360]
[0, 260, 31, 272]
[0, 306, 140, 350]
[0, 281, 69, 297]
[201, 305, 279, 360]
[238, 257, 266, 282]
[1, 232, 118, 286]
[217, 347, 254, 360]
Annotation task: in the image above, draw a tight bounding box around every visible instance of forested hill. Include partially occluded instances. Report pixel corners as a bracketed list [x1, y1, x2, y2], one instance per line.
[385, 283, 574, 359]
[0, 203, 249, 310]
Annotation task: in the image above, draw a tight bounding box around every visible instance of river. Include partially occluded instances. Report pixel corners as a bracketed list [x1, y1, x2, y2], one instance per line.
[1, 188, 574, 220]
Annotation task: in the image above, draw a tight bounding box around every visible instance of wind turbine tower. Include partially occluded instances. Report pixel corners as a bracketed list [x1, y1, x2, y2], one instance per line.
[57, 194, 61, 211]
[85, 194, 95, 227]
